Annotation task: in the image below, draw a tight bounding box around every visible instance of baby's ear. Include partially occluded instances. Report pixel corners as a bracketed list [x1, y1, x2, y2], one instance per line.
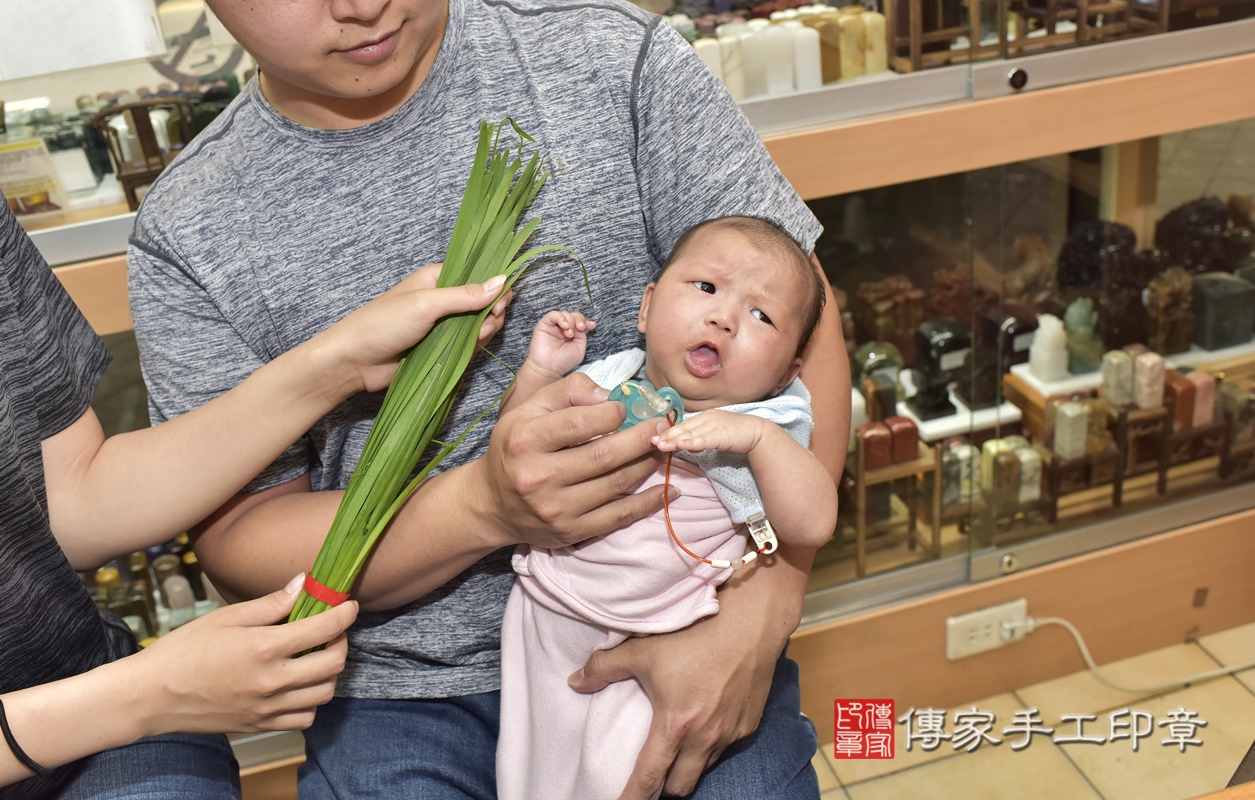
[636, 283, 656, 334]
[774, 358, 804, 394]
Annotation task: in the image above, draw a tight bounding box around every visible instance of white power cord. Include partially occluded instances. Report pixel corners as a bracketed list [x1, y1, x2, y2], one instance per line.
[1014, 616, 1255, 695]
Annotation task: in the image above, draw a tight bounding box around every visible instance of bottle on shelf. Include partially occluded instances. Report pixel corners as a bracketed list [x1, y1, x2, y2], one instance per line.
[152, 553, 182, 609]
[128, 581, 160, 639]
[181, 550, 209, 603]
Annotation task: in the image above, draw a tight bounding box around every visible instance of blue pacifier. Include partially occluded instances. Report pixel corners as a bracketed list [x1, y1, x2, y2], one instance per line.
[608, 380, 685, 432]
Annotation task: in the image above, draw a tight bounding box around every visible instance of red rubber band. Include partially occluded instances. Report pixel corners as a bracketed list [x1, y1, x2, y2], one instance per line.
[303, 574, 350, 607]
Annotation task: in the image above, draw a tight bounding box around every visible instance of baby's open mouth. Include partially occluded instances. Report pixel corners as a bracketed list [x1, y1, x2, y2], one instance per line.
[685, 344, 721, 377]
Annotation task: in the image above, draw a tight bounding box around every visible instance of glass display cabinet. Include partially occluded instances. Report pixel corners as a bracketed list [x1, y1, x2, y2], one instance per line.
[802, 119, 1253, 596]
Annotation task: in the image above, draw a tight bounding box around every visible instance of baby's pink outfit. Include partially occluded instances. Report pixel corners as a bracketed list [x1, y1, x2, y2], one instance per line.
[497, 459, 746, 800]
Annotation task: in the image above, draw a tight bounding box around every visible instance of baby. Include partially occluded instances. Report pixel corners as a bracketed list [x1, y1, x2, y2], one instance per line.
[496, 216, 839, 800]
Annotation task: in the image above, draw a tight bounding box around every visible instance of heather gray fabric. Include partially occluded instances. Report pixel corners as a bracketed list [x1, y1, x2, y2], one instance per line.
[129, 0, 821, 699]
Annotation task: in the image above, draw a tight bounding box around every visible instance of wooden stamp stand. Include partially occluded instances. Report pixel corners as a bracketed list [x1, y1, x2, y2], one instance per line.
[1107, 403, 1169, 505]
[883, 0, 1002, 73]
[969, 443, 1053, 546]
[1044, 444, 1120, 521]
[1219, 414, 1255, 480]
[1007, 0, 1168, 56]
[843, 439, 942, 577]
[1158, 397, 1226, 494]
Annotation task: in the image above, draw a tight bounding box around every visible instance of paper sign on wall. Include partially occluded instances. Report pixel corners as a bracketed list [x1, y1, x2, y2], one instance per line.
[0, 0, 168, 81]
[0, 139, 69, 220]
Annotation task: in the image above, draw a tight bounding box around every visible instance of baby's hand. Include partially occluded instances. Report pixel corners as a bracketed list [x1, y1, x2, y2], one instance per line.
[525, 311, 597, 379]
[652, 409, 764, 455]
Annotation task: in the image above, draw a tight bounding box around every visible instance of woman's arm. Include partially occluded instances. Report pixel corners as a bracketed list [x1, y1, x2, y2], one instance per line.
[43, 268, 508, 569]
[0, 577, 356, 788]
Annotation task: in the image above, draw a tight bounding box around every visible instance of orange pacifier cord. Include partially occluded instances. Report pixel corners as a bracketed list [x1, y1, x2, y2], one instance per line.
[660, 409, 769, 569]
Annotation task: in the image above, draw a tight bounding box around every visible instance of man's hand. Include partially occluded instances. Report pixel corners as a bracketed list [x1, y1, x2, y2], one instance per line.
[568, 594, 785, 799]
[474, 373, 678, 549]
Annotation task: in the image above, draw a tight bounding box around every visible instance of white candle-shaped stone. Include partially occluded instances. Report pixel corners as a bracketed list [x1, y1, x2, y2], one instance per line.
[784, 21, 822, 91]
[738, 28, 770, 99]
[1053, 401, 1089, 460]
[747, 18, 771, 31]
[693, 38, 723, 84]
[718, 31, 747, 101]
[667, 14, 696, 40]
[1002, 434, 1031, 452]
[862, 11, 888, 74]
[849, 385, 868, 433]
[1187, 371, 1217, 427]
[813, 17, 841, 84]
[981, 439, 1011, 494]
[1015, 447, 1042, 502]
[837, 13, 866, 80]
[761, 24, 795, 96]
[1134, 351, 1165, 410]
[953, 442, 980, 502]
[1029, 314, 1069, 382]
[1101, 350, 1134, 407]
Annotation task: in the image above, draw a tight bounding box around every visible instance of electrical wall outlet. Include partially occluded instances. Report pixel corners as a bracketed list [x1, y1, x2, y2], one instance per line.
[945, 599, 1029, 660]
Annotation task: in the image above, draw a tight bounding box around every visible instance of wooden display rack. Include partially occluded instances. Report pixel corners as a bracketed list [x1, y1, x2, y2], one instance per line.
[969, 444, 1054, 545]
[843, 439, 943, 577]
[920, 481, 987, 532]
[1219, 421, 1255, 480]
[883, 0, 1003, 73]
[1045, 445, 1119, 520]
[1158, 418, 1226, 494]
[1108, 403, 1168, 504]
[1001, 372, 1050, 442]
[1008, 0, 1169, 56]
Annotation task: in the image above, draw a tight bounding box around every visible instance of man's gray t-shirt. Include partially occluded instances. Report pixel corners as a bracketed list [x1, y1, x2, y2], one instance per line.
[129, 0, 821, 699]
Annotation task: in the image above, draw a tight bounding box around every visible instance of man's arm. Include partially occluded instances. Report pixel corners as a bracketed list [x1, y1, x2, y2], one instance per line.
[574, 265, 849, 799]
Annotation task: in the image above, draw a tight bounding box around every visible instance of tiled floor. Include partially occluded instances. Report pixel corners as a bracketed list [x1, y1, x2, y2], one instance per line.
[814, 621, 1255, 799]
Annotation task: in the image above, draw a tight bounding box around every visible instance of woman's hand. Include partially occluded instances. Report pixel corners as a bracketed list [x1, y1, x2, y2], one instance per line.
[314, 263, 512, 395]
[135, 573, 358, 736]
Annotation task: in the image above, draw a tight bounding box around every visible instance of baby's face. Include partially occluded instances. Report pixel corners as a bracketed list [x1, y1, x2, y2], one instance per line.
[637, 229, 807, 412]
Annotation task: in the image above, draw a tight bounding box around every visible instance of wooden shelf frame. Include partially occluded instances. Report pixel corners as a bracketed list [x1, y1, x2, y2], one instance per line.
[52, 254, 132, 336]
[763, 51, 1255, 200]
[844, 440, 944, 577]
